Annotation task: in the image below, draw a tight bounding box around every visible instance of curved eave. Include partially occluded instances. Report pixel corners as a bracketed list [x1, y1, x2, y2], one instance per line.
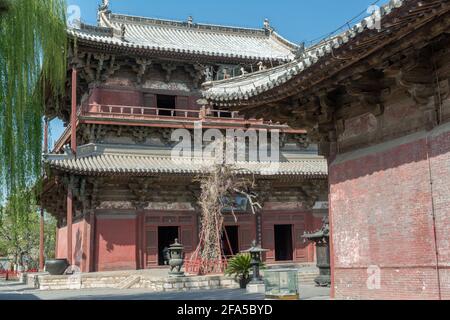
[68, 30, 294, 64]
[46, 164, 328, 179]
[203, 0, 448, 107]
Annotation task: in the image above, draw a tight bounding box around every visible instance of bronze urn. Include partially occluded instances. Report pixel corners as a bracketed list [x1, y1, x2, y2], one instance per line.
[168, 238, 185, 277]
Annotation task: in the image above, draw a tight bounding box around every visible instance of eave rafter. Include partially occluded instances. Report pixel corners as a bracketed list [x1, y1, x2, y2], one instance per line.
[208, 2, 450, 152]
[209, 0, 450, 112]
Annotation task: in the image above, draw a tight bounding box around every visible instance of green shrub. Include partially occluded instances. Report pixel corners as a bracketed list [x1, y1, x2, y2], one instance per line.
[225, 253, 265, 288]
[225, 253, 252, 281]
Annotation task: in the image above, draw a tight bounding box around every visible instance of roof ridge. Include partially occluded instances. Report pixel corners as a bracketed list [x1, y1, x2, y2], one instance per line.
[202, 40, 328, 87]
[69, 10, 297, 62]
[271, 31, 299, 49]
[203, 58, 299, 87]
[109, 13, 273, 36]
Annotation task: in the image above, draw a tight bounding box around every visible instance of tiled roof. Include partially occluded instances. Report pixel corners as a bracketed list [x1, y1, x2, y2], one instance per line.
[202, 0, 433, 104]
[68, 11, 297, 62]
[44, 144, 327, 178]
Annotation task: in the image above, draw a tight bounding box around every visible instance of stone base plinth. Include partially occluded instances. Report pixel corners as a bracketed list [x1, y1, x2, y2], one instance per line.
[26, 269, 239, 292]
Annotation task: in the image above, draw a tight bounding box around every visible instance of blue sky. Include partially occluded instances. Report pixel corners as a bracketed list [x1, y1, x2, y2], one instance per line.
[50, 0, 387, 147]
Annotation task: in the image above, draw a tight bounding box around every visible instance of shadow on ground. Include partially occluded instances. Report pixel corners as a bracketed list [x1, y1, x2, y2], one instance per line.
[0, 281, 330, 301]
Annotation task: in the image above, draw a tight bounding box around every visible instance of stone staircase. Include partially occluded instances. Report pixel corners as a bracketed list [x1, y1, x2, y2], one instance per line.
[265, 263, 319, 286]
[298, 272, 318, 286]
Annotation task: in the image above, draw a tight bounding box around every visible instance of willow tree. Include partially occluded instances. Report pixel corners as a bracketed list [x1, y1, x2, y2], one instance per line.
[0, 0, 67, 212]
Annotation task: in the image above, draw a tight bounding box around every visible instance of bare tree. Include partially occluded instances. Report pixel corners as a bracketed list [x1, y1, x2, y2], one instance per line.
[189, 164, 261, 275]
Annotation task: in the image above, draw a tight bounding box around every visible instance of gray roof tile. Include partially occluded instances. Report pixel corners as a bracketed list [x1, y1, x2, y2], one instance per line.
[69, 12, 297, 62]
[202, 0, 413, 104]
[44, 144, 327, 177]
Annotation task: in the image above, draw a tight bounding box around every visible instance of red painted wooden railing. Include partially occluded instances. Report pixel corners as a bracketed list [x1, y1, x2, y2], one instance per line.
[0, 269, 39, 281]
[184, 258, 229, 275]
[82, 103, 243, 120]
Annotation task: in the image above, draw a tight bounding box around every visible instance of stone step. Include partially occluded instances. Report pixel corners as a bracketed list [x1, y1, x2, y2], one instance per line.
[298, 272, 319, 286]
[117, 275, 141, 289]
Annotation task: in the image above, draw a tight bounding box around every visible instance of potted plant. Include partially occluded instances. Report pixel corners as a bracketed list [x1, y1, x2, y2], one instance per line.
[225, 253, 265, 288]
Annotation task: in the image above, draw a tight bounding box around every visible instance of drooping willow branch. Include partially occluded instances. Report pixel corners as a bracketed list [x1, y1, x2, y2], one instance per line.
[0, 0, 67, 214]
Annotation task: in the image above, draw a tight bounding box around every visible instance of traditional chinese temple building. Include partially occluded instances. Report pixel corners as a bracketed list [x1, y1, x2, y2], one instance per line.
[204, 0, 450, 299]
[40, 2, 328, 273]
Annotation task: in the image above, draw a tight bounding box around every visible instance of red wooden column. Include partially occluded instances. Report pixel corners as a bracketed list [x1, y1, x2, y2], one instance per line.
[67, 67, 77, 266]
[86, 211, 96, 272]
[255, 212, 262, 246]
[135, 210, 140, 270]
[71, 67, 77, 154]
[80, 210, 95, 273]
[67, 185, 73, 265]
[135, 210, 145, 270]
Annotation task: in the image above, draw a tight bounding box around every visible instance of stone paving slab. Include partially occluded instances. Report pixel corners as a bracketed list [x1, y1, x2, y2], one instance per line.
[0, 281, 330, 300]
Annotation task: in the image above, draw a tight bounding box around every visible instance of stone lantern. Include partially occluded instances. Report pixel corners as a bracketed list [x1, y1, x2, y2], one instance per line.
[303, 217, 331, 287]
[168, 238, 185, 277]
[242, 240, 268, 293]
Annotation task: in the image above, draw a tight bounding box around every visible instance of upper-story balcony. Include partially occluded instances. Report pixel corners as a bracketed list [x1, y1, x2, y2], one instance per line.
[81, 103, 263, 126]
[78, 96, 295, 132]
[75, 87, 291, 129]
[53, 88, 304, 152]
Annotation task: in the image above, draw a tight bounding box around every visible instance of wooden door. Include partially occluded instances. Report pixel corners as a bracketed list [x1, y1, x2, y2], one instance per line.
[189, 95, 202, 111]
[143, 93, 157, 115]
[146, 226, 158, 267]
[238, 225, 253, 252]
[180, 225, 194, 260]
[175, 96, 190, 117]
[262, 225, 275, 262]
[294, 223, 307, 262]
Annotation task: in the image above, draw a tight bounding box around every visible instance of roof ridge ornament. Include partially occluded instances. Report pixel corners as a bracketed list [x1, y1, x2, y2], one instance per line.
[294, 42, 306, 59]
[263, 18, 273, 35]
[99, 0, 110, 12]
[187, 16, 194, 27]
[97, 0, 111, 25]
[97, 0, 124, 39]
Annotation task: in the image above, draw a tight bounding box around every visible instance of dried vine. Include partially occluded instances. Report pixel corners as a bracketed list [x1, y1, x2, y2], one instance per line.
[190, 164, 261, 275]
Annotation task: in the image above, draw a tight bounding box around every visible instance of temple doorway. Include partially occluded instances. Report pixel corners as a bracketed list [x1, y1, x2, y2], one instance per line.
[158, 226, 179, 266]
[274, 225, 293, 261]
[222, 226, 239, 257]
[157, 94, 176, 116]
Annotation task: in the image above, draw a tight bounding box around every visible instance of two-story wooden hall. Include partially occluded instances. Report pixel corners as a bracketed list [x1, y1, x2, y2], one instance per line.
[40, 2, 328, 273]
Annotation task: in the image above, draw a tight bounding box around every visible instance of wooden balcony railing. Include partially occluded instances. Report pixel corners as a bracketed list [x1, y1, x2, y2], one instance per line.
[81, 103, 245, 120]
[51, 103, 292, 152]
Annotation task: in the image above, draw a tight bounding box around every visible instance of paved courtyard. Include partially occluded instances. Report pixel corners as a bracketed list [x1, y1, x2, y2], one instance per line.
[0, 281, 329, 300]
